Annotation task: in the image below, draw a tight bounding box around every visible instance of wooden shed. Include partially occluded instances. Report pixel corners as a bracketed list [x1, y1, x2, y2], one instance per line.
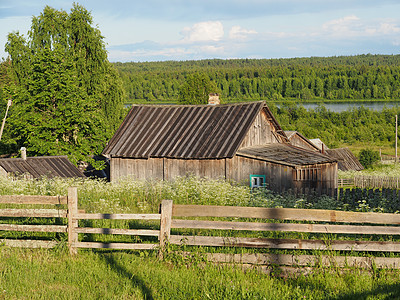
[0, 155, 85, 179]
[285, 132, 363, 172]
[285, 131, 320, 152]
[103, 101, 337, 195]
[325, 148, 364, 171]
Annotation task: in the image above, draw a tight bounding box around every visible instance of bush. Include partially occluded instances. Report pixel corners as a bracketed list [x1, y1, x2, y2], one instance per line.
[358, 148, 380, 169]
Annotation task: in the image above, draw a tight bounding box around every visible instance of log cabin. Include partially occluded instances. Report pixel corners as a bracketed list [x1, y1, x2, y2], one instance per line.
[103, 100, 338, 195]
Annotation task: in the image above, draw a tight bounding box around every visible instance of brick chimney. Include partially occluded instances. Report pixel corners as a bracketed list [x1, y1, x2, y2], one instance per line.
[208, 93, 220, 105]
[20, 147, 27, 160]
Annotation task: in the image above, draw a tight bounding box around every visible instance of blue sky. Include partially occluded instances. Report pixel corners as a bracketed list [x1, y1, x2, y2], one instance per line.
[1, 0, 400, 62]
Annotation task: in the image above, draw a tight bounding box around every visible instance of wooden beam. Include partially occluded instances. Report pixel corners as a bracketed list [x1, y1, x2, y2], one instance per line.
[171, 219, 400, 235]
[0, 209, 67, 218]
[74, 227, 159, 236]
[75, 242, 158, 250]
[0, 224, 67, 233]
[2, 239, 58, 248]
[74, 213, 161, 220]
[169, 235, 400, 252]
[159, 200, 173, 257]
[188, 252, 400, 269]
[0, 195, 68, 205]
[68, 187, 78, 255]
[172, 205, 400, 224]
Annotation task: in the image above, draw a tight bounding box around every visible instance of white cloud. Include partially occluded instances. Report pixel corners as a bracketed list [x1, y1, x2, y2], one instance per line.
[319, 15, 400, 45]
[181, 21, 224, 42]
[229, 25, 257, 40]
[198, 45, 224, 53]
[322, 15, 361, 37]
[378, 22, 400, 35]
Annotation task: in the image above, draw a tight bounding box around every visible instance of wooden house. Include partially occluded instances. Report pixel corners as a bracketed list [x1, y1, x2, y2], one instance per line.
[0, 149, 85, 179]
[309, 138, 329, 152]
[285, 131, 320, 152]
[102, 101, 338, 195]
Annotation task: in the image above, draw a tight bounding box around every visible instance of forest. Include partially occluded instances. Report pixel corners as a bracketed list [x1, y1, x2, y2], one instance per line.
[114, 54, 400, 103]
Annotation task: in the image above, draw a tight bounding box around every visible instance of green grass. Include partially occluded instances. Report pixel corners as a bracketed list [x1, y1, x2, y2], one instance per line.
[0, 247, 400, 299]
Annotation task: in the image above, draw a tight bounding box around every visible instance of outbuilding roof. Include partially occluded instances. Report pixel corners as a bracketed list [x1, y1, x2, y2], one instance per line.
[0, 156, 85, 179]
[237, 144, 337, 167]
[325, 148, 364, 171]
[103, 101, 287, 159]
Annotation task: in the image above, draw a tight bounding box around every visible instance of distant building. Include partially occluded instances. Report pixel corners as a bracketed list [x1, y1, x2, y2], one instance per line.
[289, 134, 363, 172]
[0, 148, 85, 179]
[285, 131, 320, 152]
[309, 138, 329, 152]
[103, 100, 338, 195]
[325, 148, 364, 171]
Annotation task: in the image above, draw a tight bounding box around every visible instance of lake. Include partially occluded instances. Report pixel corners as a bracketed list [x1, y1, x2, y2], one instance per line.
[125, 101, 400, 113]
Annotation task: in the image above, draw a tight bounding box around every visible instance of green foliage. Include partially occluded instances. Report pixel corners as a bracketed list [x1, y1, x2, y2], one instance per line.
[178, 72, 219, 104]
[270, 104, 399, 149]
[359, 149, 380, 169]
[114, 55, 400, 103]
[2, 4, 125, 164]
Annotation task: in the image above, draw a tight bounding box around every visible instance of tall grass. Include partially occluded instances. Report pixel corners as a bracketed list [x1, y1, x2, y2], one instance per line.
[0, 174, 389, 213]
[339, 161, 400, 178]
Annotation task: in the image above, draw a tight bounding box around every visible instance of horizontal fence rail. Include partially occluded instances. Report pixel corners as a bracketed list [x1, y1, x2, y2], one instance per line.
[0, 195, 68, 205]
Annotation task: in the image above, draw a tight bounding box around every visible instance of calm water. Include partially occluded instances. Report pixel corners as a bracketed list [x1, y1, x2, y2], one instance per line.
[280, 101, 400, 113]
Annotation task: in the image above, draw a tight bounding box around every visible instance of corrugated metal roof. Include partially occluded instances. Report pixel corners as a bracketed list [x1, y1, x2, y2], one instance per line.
[325, 148, 364, 171]
[237, 144, 337, 167]
[103, 102, 268, 159]
[0, 156, 85, 179]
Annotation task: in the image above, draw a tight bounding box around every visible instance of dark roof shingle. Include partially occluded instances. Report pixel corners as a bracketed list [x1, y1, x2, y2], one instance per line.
[237, 144, 337, 167]
[325, 148, 364, 171]
[0, 156, 85, 178]
[103, 102, 268, 159]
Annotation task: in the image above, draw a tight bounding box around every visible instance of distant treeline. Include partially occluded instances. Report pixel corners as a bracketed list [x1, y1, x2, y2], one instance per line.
[114, 54, 400, 102]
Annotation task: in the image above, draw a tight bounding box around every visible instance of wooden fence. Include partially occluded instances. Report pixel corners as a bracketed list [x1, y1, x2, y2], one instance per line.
[167, 202, 400, 272]
[0, 192, 69, 249]
[2, 189, 400, 272]
[338, 176, 400, 189]
[0, 187, 163, 254]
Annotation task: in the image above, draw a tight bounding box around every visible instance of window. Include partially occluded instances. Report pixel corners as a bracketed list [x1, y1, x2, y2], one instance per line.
[250, 175, 266, 188]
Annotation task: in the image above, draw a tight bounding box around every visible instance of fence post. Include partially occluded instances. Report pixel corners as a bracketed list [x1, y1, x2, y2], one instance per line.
[68, 187, 78, 255]
[159, 200, 173, 259]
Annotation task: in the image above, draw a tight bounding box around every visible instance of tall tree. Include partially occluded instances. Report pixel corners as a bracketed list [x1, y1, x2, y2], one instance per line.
[178, 73, 219, 105]
[4, 4, 125, 165]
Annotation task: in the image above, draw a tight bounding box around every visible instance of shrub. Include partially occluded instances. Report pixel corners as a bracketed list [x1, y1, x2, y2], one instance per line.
[359, 148, 380, 169]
